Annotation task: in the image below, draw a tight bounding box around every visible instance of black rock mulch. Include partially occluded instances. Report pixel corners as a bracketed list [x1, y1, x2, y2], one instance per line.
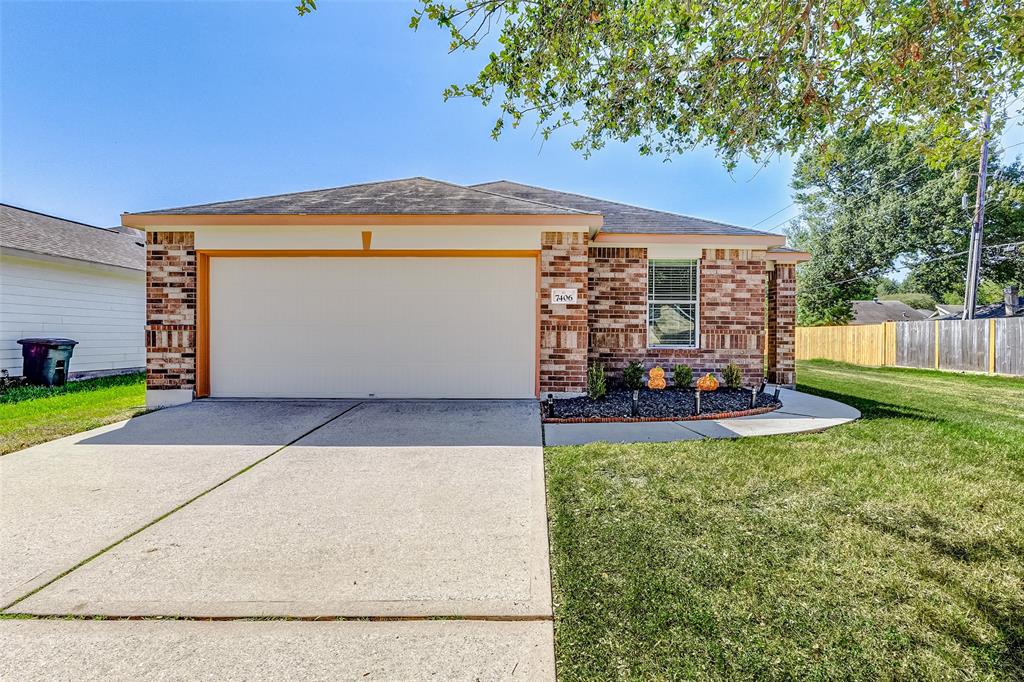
[547, 387, 781, 421]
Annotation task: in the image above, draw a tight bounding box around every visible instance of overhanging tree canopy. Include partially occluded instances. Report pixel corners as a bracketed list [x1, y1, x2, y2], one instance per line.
[394, 0, 1022, 167]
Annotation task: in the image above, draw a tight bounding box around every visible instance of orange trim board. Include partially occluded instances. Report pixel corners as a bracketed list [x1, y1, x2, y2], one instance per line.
[123, 213, 601, 228]
[193, 250, 542, 399]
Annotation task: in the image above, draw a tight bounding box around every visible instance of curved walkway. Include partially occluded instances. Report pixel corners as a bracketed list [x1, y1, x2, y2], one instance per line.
[543, 387, 860, 446]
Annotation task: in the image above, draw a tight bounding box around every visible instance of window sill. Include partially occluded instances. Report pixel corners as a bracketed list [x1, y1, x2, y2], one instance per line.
[647, 345, 700, 350]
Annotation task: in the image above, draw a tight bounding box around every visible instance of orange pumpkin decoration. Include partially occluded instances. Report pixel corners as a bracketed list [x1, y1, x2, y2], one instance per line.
[695, 372, 719, 391]
[647, 366, 666, 390]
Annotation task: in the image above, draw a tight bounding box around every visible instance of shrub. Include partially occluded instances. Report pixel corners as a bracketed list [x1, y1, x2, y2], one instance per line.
[672, 364, 693, 389]
[587, 363, 607, 400]
[622, 360, 645, 391]
[722, 362, 743, 389]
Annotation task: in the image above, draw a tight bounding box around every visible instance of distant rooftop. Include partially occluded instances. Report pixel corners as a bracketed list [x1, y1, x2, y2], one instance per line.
[850, 299, 930, 325]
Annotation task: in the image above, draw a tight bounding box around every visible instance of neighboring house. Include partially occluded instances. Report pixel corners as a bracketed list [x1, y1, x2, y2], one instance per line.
[0, 204, 146, 378]
[121, 177, 808, 407]
[849, 299, 930, 325]
[935, 287, 1023, 319]
[933, 303, 963, 318]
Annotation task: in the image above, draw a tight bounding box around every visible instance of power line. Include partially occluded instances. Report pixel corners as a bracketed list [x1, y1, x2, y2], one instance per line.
[764, 138, 1024, 235]
[750, 116, 1024, 233]
[812, 239, 1024, 292]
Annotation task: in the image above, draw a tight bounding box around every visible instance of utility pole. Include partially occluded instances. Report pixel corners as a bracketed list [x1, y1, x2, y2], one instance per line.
[963, 110, 991, 320]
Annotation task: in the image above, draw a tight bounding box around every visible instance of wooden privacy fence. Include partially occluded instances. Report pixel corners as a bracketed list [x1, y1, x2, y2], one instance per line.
[797, 318, 1024, 376]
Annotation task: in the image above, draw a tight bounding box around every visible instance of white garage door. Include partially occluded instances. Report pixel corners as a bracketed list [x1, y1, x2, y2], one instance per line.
[208, 257, 536, 398]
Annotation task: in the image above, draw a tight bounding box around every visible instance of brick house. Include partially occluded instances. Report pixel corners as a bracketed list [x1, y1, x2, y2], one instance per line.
[123, 178, 806, 407]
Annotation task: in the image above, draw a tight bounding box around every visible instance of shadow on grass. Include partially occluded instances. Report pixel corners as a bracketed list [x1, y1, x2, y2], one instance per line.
[915, 563, 1024, 675]
[857, 506, 1020, 564]
[795, 385, 939, 423]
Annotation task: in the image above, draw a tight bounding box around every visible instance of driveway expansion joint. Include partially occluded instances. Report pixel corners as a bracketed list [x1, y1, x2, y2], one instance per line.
[1, 401, 364, 614]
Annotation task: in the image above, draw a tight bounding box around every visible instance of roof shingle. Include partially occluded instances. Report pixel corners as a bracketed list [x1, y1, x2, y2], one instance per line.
[472, 180, 773, 236]
[130, 177, 594, 217]
[1, 204, 145, 271]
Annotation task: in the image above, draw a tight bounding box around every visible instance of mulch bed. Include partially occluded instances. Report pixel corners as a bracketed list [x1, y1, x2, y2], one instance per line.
[544, 387, 782, 423]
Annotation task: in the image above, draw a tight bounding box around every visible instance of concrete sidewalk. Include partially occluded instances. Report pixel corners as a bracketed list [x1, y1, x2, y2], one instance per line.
[0, 619, 555, 681]
[543, 387, 859, 446]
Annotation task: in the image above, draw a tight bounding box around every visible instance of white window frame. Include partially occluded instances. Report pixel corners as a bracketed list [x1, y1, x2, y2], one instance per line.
[646, 259, 701, 349]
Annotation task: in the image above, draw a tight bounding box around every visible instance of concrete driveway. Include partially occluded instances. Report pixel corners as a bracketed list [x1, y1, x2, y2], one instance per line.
[0, 399, 553, 680]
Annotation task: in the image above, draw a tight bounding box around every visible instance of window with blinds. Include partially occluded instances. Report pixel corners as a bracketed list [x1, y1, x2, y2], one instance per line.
[648, 259, 699, 347]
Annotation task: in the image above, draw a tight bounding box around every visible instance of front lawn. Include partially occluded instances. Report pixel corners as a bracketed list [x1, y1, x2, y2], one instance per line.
[546, 361, 1024, 680]
[0, 373, 146, 455]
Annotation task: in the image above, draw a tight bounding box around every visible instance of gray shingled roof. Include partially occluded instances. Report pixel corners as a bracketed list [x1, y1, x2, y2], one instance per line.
[936, 298, 1024, 319]
[472, 180, 773, 236]
[1, 204, 145, 271]
[130, 177, 595, 217]
[850, 300, 930, 325]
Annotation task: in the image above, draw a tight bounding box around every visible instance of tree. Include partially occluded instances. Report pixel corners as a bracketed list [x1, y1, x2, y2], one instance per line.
[789, 127, 1024, 325]
[378, 0, 1024, 168]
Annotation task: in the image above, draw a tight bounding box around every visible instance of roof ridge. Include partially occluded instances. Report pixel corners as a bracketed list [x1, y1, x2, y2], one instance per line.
[472, 180, 772, 235]
[0, 202, 118, 234]
[128, 177, 594, 216]
[442, 179, 595, 215]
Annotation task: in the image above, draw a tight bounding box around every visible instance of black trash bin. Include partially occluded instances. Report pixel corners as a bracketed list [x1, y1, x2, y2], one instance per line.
[17, 338, 79, 387]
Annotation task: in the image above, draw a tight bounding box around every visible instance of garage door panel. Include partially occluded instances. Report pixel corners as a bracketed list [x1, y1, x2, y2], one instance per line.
[209, 257, 535, 398]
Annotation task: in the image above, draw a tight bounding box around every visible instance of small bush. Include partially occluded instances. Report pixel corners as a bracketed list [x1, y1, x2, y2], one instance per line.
[722, 362, 743, 389]
[587, 363, 607, 400]
[672, 364, 693, 389]
[622, 360, 645, 391]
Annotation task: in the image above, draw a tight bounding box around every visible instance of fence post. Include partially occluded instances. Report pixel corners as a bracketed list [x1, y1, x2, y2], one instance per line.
[989, 318, 997, 374]
[934, 320, 940, 369]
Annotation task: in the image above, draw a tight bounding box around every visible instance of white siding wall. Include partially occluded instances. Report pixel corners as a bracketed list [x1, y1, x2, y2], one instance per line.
[0, 250, 145, 377]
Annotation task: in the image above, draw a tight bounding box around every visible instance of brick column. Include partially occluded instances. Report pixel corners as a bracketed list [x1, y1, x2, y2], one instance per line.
[539, 231, 588, 395]
[767, 263, 796, 386]
[146, 232, 196, 397]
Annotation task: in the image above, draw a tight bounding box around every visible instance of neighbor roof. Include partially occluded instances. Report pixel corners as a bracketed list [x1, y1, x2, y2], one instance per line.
[935, 298, 1024, 320]
[472, 180, 773, 236]
[850, 299, 930, 325]
[129, 177, 595, 217]
[1, 204, 145, 271]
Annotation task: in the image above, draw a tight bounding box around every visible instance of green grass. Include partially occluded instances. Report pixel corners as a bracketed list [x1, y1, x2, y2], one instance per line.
[0, 373, 146, 455]
[546, 361, 1024, 681]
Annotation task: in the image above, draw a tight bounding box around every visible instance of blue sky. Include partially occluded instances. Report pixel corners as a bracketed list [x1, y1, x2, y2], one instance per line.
[2, 1, 1021, 232]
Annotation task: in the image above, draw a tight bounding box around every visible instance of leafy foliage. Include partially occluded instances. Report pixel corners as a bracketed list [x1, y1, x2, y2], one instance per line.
[722, 362, 743, 389]
[622, 360, 645, 391]
[790, 127, 1024, 325]
[587, 362, 607, 400]
[397, 0, 1024, 167]
[672, 364, 693, 389]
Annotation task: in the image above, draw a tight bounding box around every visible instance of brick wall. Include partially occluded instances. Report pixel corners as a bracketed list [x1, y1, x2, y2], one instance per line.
[588, 247, 767, 386]
[539, 231, 589, 394]
[767, 263, 796, 385]
[146, 232, 196, 391]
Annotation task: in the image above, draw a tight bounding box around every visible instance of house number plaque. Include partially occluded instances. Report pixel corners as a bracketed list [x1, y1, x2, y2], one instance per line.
[551, 288, 578, 304]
